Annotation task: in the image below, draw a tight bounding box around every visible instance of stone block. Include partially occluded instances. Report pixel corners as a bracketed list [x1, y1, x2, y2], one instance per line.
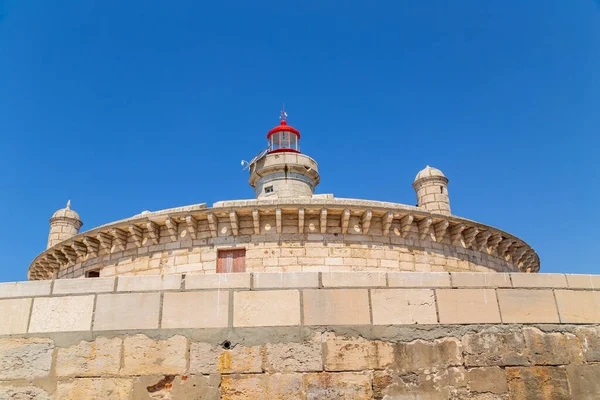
[221, 373, 304, 400]
[122, 334, 187, 375]
[555, 290, 600, 323]
[575, 326, 600, 362]
[56, 378, 132, 399]
[523, 327, 583, 365]
[253, 272, 318, 288]
[436, 289, 501, 324]
[0, 338, 53, 380]
[463, 331, 528, 367]
[396, 337, 462, 373]
[371, 288, 437, 325]
[185, 273, 251, 289]
[29, 295, 94, 333]
[388, 272, 451, 287]
[506, 367, 570, 400]
[162, 291, 229, 329]
[321, 272, 386, 287]
[94, 292, 160, 331]
[189, 342, 262, 374]
[0, 384, 51, 400]
[233, 290, 300, 327]
[511, 273, 567, 288]
[497, 289, 560, 323]
[0, 298, 31, 335]
[56, 337, 122, 377]
[451, 272, 511, 288]
[303, 289, 370, 325]
[324, 332, 393, 371]
[567, 364, 600, 400]
[53, 277, 115, 294]
[132, 374, 220, 400]
[265, 334, 323, 372]
[116, 274, 181, 291]
[565, 274, 600, 289]
[466, 366, 508, 394]
[303, 372, 373, 400]
[0, 280, 51, 298]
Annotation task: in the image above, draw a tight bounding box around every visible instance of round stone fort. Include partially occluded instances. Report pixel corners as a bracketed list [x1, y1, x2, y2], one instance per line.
[28, 113, 539, 280]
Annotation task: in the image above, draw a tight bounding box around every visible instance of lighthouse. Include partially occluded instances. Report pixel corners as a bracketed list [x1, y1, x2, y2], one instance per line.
[248, 109, 320, 199]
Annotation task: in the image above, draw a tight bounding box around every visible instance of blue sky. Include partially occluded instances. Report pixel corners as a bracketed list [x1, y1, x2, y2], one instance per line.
[0, 1, 598, 282]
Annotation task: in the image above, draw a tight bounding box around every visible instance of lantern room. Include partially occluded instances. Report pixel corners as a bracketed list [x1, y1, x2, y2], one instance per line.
[267, 110, 301, 154]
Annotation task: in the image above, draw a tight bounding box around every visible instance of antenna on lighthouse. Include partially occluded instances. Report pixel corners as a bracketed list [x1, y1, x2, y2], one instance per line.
[280, 103, 287, 120]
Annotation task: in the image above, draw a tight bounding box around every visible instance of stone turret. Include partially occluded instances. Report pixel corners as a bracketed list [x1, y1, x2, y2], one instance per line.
[413, 166, 451, 215]
[47, 200, 83, 249]
[248, 110, 320, 199]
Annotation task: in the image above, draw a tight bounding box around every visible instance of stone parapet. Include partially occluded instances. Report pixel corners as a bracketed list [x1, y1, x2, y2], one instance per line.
[28, 198, 540, 280]
[1, 272, 599, 335]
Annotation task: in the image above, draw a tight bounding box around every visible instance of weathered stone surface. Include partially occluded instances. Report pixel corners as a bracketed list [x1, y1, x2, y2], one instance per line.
[265, 334, 322, 372]
[220, 373, 304, 400]
[497, 289, 559, 323]
[303, 289, 370, 325]
[575, 326, 600, 362]
[321, 271, 386, 287]
[0, 384, 51, 400]
[56, 378, 132, 400]
[122, 335, 187, 375]
[436, 289, 501, 324]
[466, 367, 508, 394]
[189, 343, 262, 374]
[0, 338, 53, 380]
[185, 273, 250, 289]
[162, 291, 229, 328]
[522, 327, 583, 365]
[462, 331, 528, 367]
[0, 298, 31, 335]
[510, 273, 567, 288]
[94, 293, 160, 331]
[565, 274, 600, 289]
[451, 272, 511, 288]
[29, 295, 94, 333]
[324, 333, 393, 371]
[0, 280, 51, 298]
[233, 290, 300, 327]
[53, 277, 115, 294]
[371, 288, 437, 325]
[131, 374, 220, 400]
[388, 272, 451, 287]
[253, 272, 319, 288]
[303, 372, 373, 400]
[396, 338, 462, 373]
[56, 337, 122, 377]
[566, 364, 600, 400]
[506, 367, 570, 400]
[555, 290, 600, 323]
[373, 368, 465, 400]
[117, 274, 181, 291]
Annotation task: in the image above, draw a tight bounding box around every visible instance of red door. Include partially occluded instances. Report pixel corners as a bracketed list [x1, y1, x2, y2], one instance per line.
[217, 249, 246, 273]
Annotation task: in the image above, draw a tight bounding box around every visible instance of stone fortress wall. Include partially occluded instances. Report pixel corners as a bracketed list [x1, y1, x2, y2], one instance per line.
[28, 198, 540, 280]
[1, 271, 599, 399]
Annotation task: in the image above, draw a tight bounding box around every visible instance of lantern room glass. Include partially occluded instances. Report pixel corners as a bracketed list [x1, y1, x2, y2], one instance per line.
[270, 131, 299, 152]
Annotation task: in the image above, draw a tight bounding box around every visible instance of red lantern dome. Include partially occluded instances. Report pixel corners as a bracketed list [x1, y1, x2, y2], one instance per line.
[266, 108, 301, 154]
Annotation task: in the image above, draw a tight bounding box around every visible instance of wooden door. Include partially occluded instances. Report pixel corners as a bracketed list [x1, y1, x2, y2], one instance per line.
[217, 249, 246, 273]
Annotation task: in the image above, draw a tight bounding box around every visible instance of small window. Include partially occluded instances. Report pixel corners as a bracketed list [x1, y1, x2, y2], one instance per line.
[217, 249, 246, 273]
[440, 187, 444, 194]
[85, 270, 100, 278]
[265, 186, 274, 194]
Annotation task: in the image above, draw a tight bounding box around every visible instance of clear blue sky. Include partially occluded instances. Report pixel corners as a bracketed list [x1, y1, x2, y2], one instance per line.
[0, 1, 598, 282]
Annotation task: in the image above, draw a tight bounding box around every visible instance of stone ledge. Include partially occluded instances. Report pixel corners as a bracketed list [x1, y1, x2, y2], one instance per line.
[0, 274, 599, 335]
[3, 273, 598, 299]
